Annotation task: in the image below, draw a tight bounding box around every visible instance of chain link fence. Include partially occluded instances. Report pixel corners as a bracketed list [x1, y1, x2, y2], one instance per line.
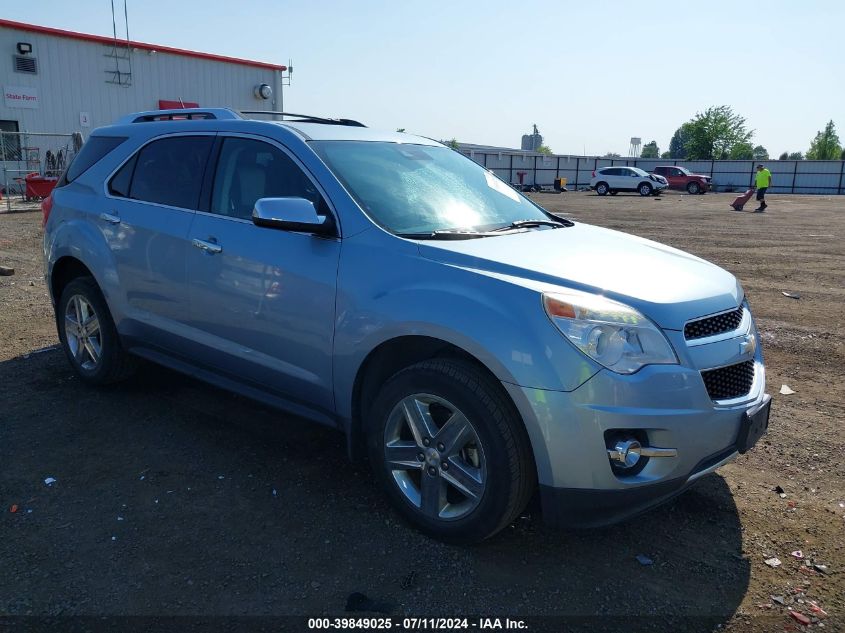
[1, 131, 82, 212]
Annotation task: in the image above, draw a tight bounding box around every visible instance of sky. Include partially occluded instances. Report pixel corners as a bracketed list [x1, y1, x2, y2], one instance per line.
[4, 0, 843, 156]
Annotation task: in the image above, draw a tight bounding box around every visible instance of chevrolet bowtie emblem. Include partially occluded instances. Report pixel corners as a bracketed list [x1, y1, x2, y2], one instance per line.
[740, 333, 757, 356]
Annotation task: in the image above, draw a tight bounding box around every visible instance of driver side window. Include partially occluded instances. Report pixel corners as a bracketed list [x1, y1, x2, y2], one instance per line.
[210, 137, 323, 220]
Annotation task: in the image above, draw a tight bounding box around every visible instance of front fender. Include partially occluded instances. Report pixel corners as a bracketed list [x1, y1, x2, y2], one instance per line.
[332, 230, 600, 423]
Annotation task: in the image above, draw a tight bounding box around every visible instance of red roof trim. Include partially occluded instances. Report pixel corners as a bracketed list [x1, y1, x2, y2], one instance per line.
[0, 19, 286, 71]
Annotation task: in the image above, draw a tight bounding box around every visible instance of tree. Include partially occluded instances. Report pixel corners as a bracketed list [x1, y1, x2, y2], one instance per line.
[602, 152, 622, 159]
[842, 147, 845, 160]
[753, 145, 769, 160]
[683, 106, 753, 160]
[640, 140, 659, 158]
[442, 138, 460, 150]
[806, 120, 842, 160]
[668, 123, 692, 159]
[660, 151, 671, 159]
[729, 142, 754, 160]
[536, 144, 553, 155]
[789, 152, 804, 160]
[778, 151, 788, 160]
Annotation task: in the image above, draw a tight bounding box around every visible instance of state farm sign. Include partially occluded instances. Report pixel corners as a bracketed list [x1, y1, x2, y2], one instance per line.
[4, 86, 40, 109]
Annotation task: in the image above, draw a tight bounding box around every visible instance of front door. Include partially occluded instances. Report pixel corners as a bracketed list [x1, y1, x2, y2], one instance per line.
[185, 135, 341, 415]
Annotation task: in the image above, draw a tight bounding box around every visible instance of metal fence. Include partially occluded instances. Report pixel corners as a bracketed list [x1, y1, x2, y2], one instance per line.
[458, 147, 845, 195]
[1, 131, 81, 212]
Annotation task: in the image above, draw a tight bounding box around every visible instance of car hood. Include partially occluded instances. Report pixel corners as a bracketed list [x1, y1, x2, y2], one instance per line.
[417, 223, 741, 330]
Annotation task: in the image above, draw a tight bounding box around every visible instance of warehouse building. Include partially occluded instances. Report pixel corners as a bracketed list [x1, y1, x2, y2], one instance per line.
[0, 18, 288, 199]
[0, 18, 287, 135]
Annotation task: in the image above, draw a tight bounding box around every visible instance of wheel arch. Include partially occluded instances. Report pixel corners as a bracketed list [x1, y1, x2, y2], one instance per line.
[346, 335, 529, 465]
[50, 256, 98, 306]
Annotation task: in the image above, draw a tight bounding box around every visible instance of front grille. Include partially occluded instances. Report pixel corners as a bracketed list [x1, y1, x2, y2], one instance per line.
[685, 307, 743, 340]
[701, 360, 755, 400]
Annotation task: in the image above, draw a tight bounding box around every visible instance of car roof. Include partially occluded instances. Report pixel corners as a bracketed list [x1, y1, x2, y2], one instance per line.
[105, 107, 440, 146]
[271, 121, 439, 145]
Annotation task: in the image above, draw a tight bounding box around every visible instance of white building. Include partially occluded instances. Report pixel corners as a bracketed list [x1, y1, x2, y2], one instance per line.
[0, 18, 288, 138]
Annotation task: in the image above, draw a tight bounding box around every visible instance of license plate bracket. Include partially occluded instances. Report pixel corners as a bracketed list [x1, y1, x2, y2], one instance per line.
[736, 395, 771, 454]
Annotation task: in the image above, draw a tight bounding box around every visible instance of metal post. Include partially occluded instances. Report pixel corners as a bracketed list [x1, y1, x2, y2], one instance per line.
[1, 132, 9, 213]
[838, 160, 844, 195]
[791, 160, 798, 194]
[575, 157, 580, 190]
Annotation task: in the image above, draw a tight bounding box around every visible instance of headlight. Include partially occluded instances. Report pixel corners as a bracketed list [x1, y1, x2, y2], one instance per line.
[543, 291, 678, 374]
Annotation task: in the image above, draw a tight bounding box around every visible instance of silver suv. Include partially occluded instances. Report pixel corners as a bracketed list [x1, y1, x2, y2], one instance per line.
[43, 108, 770, 542]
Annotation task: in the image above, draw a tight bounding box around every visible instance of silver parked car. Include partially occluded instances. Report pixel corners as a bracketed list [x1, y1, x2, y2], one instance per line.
[43, 108, 770, 542]
[590, 166, 669, 196]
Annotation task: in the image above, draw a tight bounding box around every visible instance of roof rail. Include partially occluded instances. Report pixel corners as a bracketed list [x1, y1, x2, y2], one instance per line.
[239, 110, 366, 127]
[114, 108, 243, 124]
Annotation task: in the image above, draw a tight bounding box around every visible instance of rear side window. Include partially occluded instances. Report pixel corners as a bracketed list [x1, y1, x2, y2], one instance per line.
[65, 136, 126, 183]
[108, 154, 137, 197]
[123, 136, 213, 209]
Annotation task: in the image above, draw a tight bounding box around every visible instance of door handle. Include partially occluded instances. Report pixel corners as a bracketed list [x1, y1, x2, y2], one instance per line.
[99, 212, 120, 224]
[192, 238, 223, 254]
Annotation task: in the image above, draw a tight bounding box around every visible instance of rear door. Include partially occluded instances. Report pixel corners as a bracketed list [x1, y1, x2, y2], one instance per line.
[105, 134, 214, 350]
[616, 167, 637, 190]
[185, 134, 341, 416]
[666, 167, 684, 188]
[603, 168, 623, 189]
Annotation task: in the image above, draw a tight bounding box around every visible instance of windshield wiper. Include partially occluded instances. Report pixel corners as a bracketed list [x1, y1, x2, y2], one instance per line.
[396, 229, 498, 240]
[491, 218, 572, 232]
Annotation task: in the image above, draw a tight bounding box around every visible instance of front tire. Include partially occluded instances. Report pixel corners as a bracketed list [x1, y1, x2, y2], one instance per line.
[57, 277, 136, 384]
[595, 182, 609, 196]
[366, 359, 535, 543]
[686, 182, 701, 195]
[638, 182, 653, 196]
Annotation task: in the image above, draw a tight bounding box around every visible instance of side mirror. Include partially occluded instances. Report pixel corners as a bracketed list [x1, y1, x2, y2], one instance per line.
[252, 197, 335, 235]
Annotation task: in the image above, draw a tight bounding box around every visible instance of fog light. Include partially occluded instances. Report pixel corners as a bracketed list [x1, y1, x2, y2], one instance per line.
[606, 436, 678, 473]
[608, 439, 643, 469]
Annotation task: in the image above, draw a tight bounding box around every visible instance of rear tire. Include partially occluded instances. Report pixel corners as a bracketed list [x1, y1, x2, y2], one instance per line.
[57, 277, 137, 384]
[366, 359, 535, 543]
[638, 182, 653, 196]
[595, 182, 609, 196]
[686, 182, 701, 195]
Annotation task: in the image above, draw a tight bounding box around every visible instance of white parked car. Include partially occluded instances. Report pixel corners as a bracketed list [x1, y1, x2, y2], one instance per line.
[590, 167, 668, 196]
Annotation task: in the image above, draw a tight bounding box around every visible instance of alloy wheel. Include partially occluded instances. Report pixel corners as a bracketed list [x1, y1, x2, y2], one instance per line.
[383, 393, 486, 521]
[64, 294, 102, 371]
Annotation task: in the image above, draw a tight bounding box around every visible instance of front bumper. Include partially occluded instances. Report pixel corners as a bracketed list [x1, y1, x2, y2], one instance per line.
[538, 444, 739, 528]
[503, 329, 768, 527]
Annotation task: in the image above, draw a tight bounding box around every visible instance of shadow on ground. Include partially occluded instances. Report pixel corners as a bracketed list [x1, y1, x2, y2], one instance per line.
[0, 351, 750, 630]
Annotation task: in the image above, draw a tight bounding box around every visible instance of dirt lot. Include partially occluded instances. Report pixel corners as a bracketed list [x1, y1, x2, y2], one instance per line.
[1, 192, 843, 631]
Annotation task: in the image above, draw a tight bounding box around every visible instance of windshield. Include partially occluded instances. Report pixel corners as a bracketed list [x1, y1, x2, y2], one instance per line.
[677, 166, 691, 175]
[631, 167, 649, 177]
[311, 141, 551, 234]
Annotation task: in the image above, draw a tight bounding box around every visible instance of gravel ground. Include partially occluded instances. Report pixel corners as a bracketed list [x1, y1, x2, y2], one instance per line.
[1, 192, 843, 632]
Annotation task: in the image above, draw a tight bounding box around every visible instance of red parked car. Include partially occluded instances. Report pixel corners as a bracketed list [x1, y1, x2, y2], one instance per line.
[651, 166, 712, 194]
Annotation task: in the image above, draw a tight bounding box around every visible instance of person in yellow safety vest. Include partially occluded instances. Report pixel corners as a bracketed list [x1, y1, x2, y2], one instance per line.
[754, 164, 772, 212]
